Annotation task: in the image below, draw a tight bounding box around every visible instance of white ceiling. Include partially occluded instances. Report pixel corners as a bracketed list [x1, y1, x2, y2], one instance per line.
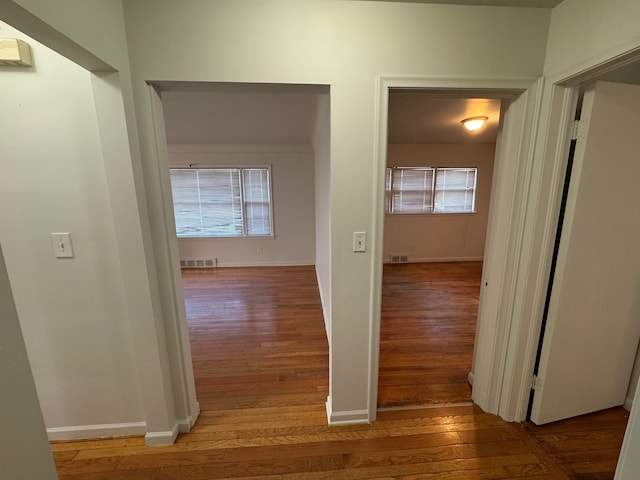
[161, 83, 500, 146]
[388, 93, 501, 143]
[162, 89, 325, 145]
[360, 0, 564, 7]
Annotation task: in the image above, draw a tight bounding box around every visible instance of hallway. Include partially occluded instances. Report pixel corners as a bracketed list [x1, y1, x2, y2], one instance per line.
[50, 265, 627, 479]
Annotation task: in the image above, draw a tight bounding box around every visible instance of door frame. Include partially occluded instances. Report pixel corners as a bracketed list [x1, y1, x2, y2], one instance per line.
[369, 75, 545, 422]
[519, 50, 640, 478]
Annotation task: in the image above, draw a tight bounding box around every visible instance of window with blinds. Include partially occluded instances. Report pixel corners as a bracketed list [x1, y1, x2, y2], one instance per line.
[170, 167, 273, 238]
[385, 166, 477, 215]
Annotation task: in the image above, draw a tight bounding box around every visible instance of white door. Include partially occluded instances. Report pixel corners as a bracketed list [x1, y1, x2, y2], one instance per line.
[530, 81, 640, 425]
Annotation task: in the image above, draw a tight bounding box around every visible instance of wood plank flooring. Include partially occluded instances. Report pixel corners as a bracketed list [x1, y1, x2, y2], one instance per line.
[183, 266, 329, 412]
[51, 264, 628, 480]
[378, 262, 482, 408]
[523, 408, 629, 480]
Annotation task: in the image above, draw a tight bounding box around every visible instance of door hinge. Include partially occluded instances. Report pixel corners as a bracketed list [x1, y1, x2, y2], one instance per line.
[569, 120, 580, 140]
[531, 374, 542, 390]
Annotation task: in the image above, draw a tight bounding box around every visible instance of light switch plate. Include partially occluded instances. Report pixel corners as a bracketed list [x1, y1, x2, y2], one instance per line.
[353, 232, 366, 252]
[51, 233, 74, 258]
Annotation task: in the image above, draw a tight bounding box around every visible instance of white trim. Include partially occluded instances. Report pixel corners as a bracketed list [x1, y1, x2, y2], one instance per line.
[467, 371, 474, 386]
[177, 402, 200, 433]
[47, 422, 147, 441]
[625, 396, 633, 412]
[488, 78, 546, 422]
[370, 75, 541, 425]
[316, 266, 331, 339]
[497, 84, 578, 423]
[546, 42, 640, 87]
[146, 84, 201, 438]
[326, 398, 370, 426]
[47, 407, 200, 443]
[144, 422, 180, 447]
[383, 256, 483, 264]
[168, 143, 313, 154]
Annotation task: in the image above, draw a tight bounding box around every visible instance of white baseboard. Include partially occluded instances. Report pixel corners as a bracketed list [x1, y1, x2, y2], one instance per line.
[177, 402, 200, 433]
[326, 397, 370, 426]
[47, 409, 199, 444]
[47, 421, 147, 441]
[145, 422, 179, 446]
[383, 256, 483, 264]
[467, 371, 474, 386]
[625, 395, 634, 412]
[315, 267, 330, 339]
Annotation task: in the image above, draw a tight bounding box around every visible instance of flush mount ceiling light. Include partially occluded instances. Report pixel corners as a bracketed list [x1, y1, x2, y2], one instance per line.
[461, 116, 488, 131]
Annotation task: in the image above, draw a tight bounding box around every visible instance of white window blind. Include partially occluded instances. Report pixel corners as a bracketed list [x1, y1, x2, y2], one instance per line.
[389, 167, 435, 214]
[434, 168, 477, 213]
[242, 168, 272, 236]
[170, 167, 273, 238]
[385, 166, 477, 215]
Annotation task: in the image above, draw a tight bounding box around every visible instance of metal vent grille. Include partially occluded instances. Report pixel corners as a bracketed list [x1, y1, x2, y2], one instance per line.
[180, 258, 216, 268]
[389, 254, 409, 264]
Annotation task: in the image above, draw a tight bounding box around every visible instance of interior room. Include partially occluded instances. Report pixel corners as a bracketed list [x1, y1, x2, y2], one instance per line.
[158, 81, 332, 413]
[378, 92, 499, 409]
[3, 1, 640, 479]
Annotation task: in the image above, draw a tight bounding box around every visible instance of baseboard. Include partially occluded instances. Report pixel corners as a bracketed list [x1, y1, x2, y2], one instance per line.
[177, 402, 201, 433]
[46, 410, 199, 444]
[315, 267, 330, 339]
[624, 395, 634, 412]
[47, 421, 147, 441]
[183, 261, 314, 268]
[145, 422, 179, 446]
[467, 371, 474, 386]
[383, 256, 484, 264]
[326, 397, 370, 426]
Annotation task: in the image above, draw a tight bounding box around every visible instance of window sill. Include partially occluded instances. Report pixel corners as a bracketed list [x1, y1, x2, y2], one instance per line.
[385, 212, 477, 217]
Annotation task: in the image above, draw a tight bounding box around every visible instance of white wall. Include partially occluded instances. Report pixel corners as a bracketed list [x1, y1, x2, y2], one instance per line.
[3, 0, 200, 443]
[169, 144, 316, 267]
[384, 144, 494, 262]
[312, 95, 331, 337]
[0, 244, 57, 479]
[0, 22, 144, 435]
[544, 0, 640, 79]
[121, 0, 550, 420]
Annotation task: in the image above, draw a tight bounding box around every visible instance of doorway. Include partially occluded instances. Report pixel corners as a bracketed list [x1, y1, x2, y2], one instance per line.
[369, 76, 544, 421]
[530, 79, 640, 425]
[152, 81, 333, 415]
[377, 92, 500, 409]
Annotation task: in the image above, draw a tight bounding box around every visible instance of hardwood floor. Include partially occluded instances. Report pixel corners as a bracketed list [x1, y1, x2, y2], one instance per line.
[183, 266, 329, 412]
[523, 408, 629, 480]
[378, 261, 482, 408]
[51, 264, 628, 480]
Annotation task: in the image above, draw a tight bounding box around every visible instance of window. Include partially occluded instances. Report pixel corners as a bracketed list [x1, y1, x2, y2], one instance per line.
[170, 167, 273, 238]
[385, 167, 477, 214]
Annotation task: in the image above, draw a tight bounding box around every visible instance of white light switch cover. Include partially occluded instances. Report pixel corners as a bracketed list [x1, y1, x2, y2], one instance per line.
[51, 233, 74, 258]
[353, 232, 366, 252]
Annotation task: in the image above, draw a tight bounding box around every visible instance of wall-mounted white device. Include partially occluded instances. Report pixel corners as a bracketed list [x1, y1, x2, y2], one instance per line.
[51, 233, 74, 258]
[0, 38, 32, 67]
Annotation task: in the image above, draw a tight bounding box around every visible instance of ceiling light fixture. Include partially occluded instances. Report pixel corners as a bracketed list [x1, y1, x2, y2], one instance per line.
[461, 116, 488, 131]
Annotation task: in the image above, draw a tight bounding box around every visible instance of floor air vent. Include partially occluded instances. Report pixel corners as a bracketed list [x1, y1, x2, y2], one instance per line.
[389, 254, 409, 264]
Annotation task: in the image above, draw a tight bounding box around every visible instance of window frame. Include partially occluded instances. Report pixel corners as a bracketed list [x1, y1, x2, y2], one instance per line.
[169, 165, 275, 239]
[385, 166, 478, 215]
